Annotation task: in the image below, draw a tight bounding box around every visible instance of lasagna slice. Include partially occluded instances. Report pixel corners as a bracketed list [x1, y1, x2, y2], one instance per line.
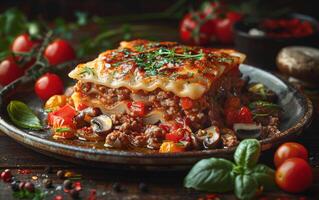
[68, 40, 248, 150]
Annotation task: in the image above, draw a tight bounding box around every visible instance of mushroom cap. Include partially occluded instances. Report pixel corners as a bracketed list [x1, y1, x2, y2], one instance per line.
[277, 46, 319, 86]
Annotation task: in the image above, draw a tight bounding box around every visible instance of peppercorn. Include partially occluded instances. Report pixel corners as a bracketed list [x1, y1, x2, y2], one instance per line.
[11, 180, 20, 192]
[24, 182, 35, 193]
[69, 189, 80, 199]
[1, 169, 12, 182]
[56, 170, 65, 179]
[112, 182, 122, 192]
[139, 182, 149, 193]
[43, 178, 53, 188]
[63, 179, 73, 190]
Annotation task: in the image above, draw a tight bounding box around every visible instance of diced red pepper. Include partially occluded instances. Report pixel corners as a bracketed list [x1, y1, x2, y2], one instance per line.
[127, 101, 146, 117]
[180, 97, 194, 110]
[159, 124, 171, 133]
[225, 106, 253, 127]
[238, 106, 253, 123]
[165, 127, 191, 143]
[48, 104, 76, 128]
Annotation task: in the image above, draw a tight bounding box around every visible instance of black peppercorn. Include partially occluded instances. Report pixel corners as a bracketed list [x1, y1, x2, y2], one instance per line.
[112, 182, 122, 192]
[56, 170, 65, 179]
[139, 182, 148, 193]
[63, 179, 73, 190]
[43, 178, 53, 188]
[69, 189, 80, 199]
[24, 182, 35, 193]
[11, 180, 20, 192]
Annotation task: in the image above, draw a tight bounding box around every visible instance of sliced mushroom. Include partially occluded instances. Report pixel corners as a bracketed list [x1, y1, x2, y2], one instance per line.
[90, 114, 113, 134]
[73, 107, 102, 129]
[233, 123, 262, 140]
[195, 126, 221, 149]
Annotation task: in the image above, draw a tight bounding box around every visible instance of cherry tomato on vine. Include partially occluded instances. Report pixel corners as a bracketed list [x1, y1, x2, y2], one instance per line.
[215, 11, 243, 44]
[35, 73, 64, 100]
[179, 12, 216, 45]
[44, 39, 76, 65]
[275, 158, 313, 193]
[11, 34, 39, 53]
[0, 57, 25, 86]
[274, 142, 308, 168]
[201, 1, 226, 17]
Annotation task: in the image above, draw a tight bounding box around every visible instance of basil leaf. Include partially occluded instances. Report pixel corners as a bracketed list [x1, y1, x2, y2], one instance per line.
[249, 164, 277, 191]
[234, 139, 261, 168]
[184, 158, 235, 192]
[235, 174, 258, 200]
[7, 100, 42, 130]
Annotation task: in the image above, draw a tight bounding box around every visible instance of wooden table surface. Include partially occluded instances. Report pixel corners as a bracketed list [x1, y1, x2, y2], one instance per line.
[0, 93, 319, 200]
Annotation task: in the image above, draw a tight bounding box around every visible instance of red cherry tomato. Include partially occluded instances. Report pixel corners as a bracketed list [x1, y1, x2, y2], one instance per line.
[180, 97, 194, 110]
[275, 158, 313, 193]
[215, 11, 242, 44]
[11, 34, 39, 53]
[44, 39, 76, 65]
[274, 142, 308, 168]
[0, 57, 25, 86]
[179, 12, 216, 45]
[127, 101, 146, 117]
[35, 73, 64, 100]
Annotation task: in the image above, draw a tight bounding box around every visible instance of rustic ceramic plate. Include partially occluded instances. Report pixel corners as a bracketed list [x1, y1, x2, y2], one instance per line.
[0, 64, 313, 170]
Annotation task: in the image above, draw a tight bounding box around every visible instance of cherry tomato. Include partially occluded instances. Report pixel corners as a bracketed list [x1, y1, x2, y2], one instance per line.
[127, 101, 146, 117]
[274, 142, 308, 168]
[0, 57, 25, 86]
[159, 141, 185, 153]
[180, 12, 216, 45]
[11, 34, 39, 53]
[48, 104, 76, 128]
[215, 11, 242, 44]
[180, 97, 194, 110]
[44, 39, 76, 65]
[35, 73, 64, 100]
[275, 158, 313, 193]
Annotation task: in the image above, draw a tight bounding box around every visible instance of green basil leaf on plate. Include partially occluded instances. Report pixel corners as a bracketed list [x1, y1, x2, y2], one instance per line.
[7, 100, 42, 130]
[234, 139, 261, 168]
[248, 164, 277, 191]
[235, 174, 258, 200]
[184, 158, 235, 193]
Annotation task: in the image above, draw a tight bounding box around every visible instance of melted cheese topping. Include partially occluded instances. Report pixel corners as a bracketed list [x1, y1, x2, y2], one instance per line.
[69, 40, 245, 99]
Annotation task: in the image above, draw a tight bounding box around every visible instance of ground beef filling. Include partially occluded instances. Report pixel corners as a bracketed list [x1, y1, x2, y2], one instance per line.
[73, 80, 281, 150]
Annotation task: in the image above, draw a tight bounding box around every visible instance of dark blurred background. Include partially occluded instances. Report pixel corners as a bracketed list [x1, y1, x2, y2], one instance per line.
[1, 0, 319, 21]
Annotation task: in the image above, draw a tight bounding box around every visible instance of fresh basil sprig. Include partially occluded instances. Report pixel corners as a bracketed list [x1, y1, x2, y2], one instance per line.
[7, 100, 42, 130]
[184, 139, 276, 200]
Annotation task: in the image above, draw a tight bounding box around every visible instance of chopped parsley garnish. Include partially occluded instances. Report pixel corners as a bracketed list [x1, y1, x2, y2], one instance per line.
[135, 45, 145, 52]
[79, 66, 96, 77]
[133, 47, 204, 76]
